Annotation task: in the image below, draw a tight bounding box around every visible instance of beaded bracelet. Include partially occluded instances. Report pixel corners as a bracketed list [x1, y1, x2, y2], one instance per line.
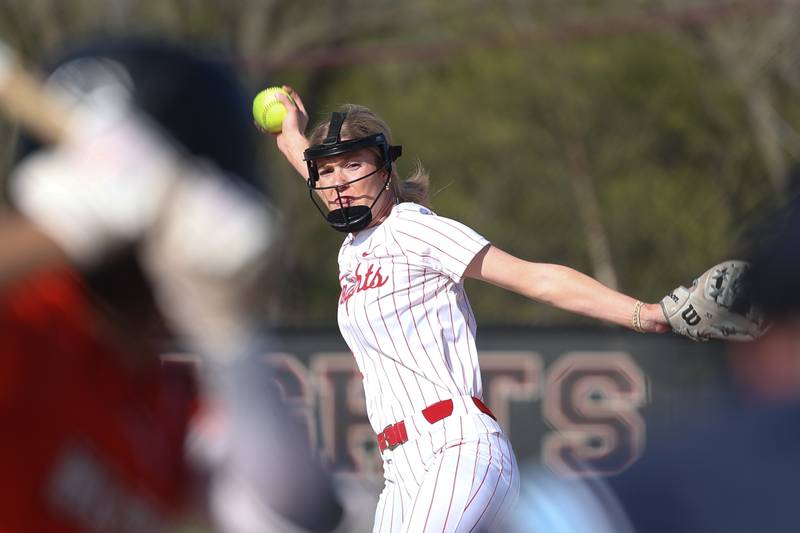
[632, 300, 645, 333]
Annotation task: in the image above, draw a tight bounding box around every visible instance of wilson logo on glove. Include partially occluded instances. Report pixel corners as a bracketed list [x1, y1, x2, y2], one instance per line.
[680, 305, 701, 326]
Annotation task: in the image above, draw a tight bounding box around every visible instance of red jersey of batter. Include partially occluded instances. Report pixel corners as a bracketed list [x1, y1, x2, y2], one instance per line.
[0, 268, 196, 532]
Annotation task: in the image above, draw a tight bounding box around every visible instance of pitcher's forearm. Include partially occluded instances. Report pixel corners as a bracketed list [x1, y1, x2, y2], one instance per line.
[467, 246, 668, 333]
[277, 131, 310, 180]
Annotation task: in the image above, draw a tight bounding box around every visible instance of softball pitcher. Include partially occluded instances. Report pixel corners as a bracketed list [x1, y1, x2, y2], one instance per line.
[266, 88, 760, 532]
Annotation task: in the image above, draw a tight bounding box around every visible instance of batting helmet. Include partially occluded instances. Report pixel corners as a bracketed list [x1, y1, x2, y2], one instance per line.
[13, 36, 264, 196]
[8, 37, 268, 308]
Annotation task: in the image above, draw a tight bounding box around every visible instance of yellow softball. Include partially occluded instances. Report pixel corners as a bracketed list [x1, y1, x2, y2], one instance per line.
[252, 87, 294, 133]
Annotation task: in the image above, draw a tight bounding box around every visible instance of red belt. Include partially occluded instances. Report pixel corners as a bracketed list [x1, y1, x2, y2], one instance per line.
[377, 397, 496, 452]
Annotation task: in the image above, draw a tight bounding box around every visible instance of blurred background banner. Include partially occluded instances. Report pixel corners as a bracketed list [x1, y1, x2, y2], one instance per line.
[248, 327, 730, 477]
[164, 327, 731, 530]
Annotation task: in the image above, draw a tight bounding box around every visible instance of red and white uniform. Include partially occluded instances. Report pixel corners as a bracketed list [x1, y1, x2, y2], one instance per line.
[337, 202, 519, 532]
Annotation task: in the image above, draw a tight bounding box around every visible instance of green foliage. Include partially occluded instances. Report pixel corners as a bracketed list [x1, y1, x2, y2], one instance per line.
[0, 0, 792, 326]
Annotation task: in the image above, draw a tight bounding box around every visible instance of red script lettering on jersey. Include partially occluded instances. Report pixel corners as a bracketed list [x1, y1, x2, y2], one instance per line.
[340, 263, 389, 305]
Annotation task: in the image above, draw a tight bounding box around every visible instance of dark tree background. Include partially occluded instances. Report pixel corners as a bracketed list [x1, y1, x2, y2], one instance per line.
[1, 0, 796, 326]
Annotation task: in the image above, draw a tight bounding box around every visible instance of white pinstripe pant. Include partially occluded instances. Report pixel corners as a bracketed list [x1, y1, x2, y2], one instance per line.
[373, 413, 519, 533]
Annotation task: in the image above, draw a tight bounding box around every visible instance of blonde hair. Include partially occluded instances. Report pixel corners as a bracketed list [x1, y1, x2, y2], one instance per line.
[308, 104, 430, 207]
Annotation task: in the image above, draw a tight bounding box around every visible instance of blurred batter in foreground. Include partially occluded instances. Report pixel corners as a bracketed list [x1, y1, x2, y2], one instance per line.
[0, 38, 341, 532]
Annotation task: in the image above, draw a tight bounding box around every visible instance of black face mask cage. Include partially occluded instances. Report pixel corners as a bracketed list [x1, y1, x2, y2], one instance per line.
[303, 111, 402, 233]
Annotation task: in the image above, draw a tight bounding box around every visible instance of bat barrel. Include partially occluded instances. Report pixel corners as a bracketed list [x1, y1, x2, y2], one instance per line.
[0, 41, 68, 145]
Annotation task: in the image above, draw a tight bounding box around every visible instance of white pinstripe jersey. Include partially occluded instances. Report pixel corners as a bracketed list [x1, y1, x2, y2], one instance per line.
[336, 202, 490, 433]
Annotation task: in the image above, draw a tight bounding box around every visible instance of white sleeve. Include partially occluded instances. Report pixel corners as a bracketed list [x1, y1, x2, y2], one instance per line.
[393, 205, 489, 283]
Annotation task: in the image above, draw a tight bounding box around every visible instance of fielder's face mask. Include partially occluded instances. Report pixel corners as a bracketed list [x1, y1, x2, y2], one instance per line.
[303, 111, 402, 233]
